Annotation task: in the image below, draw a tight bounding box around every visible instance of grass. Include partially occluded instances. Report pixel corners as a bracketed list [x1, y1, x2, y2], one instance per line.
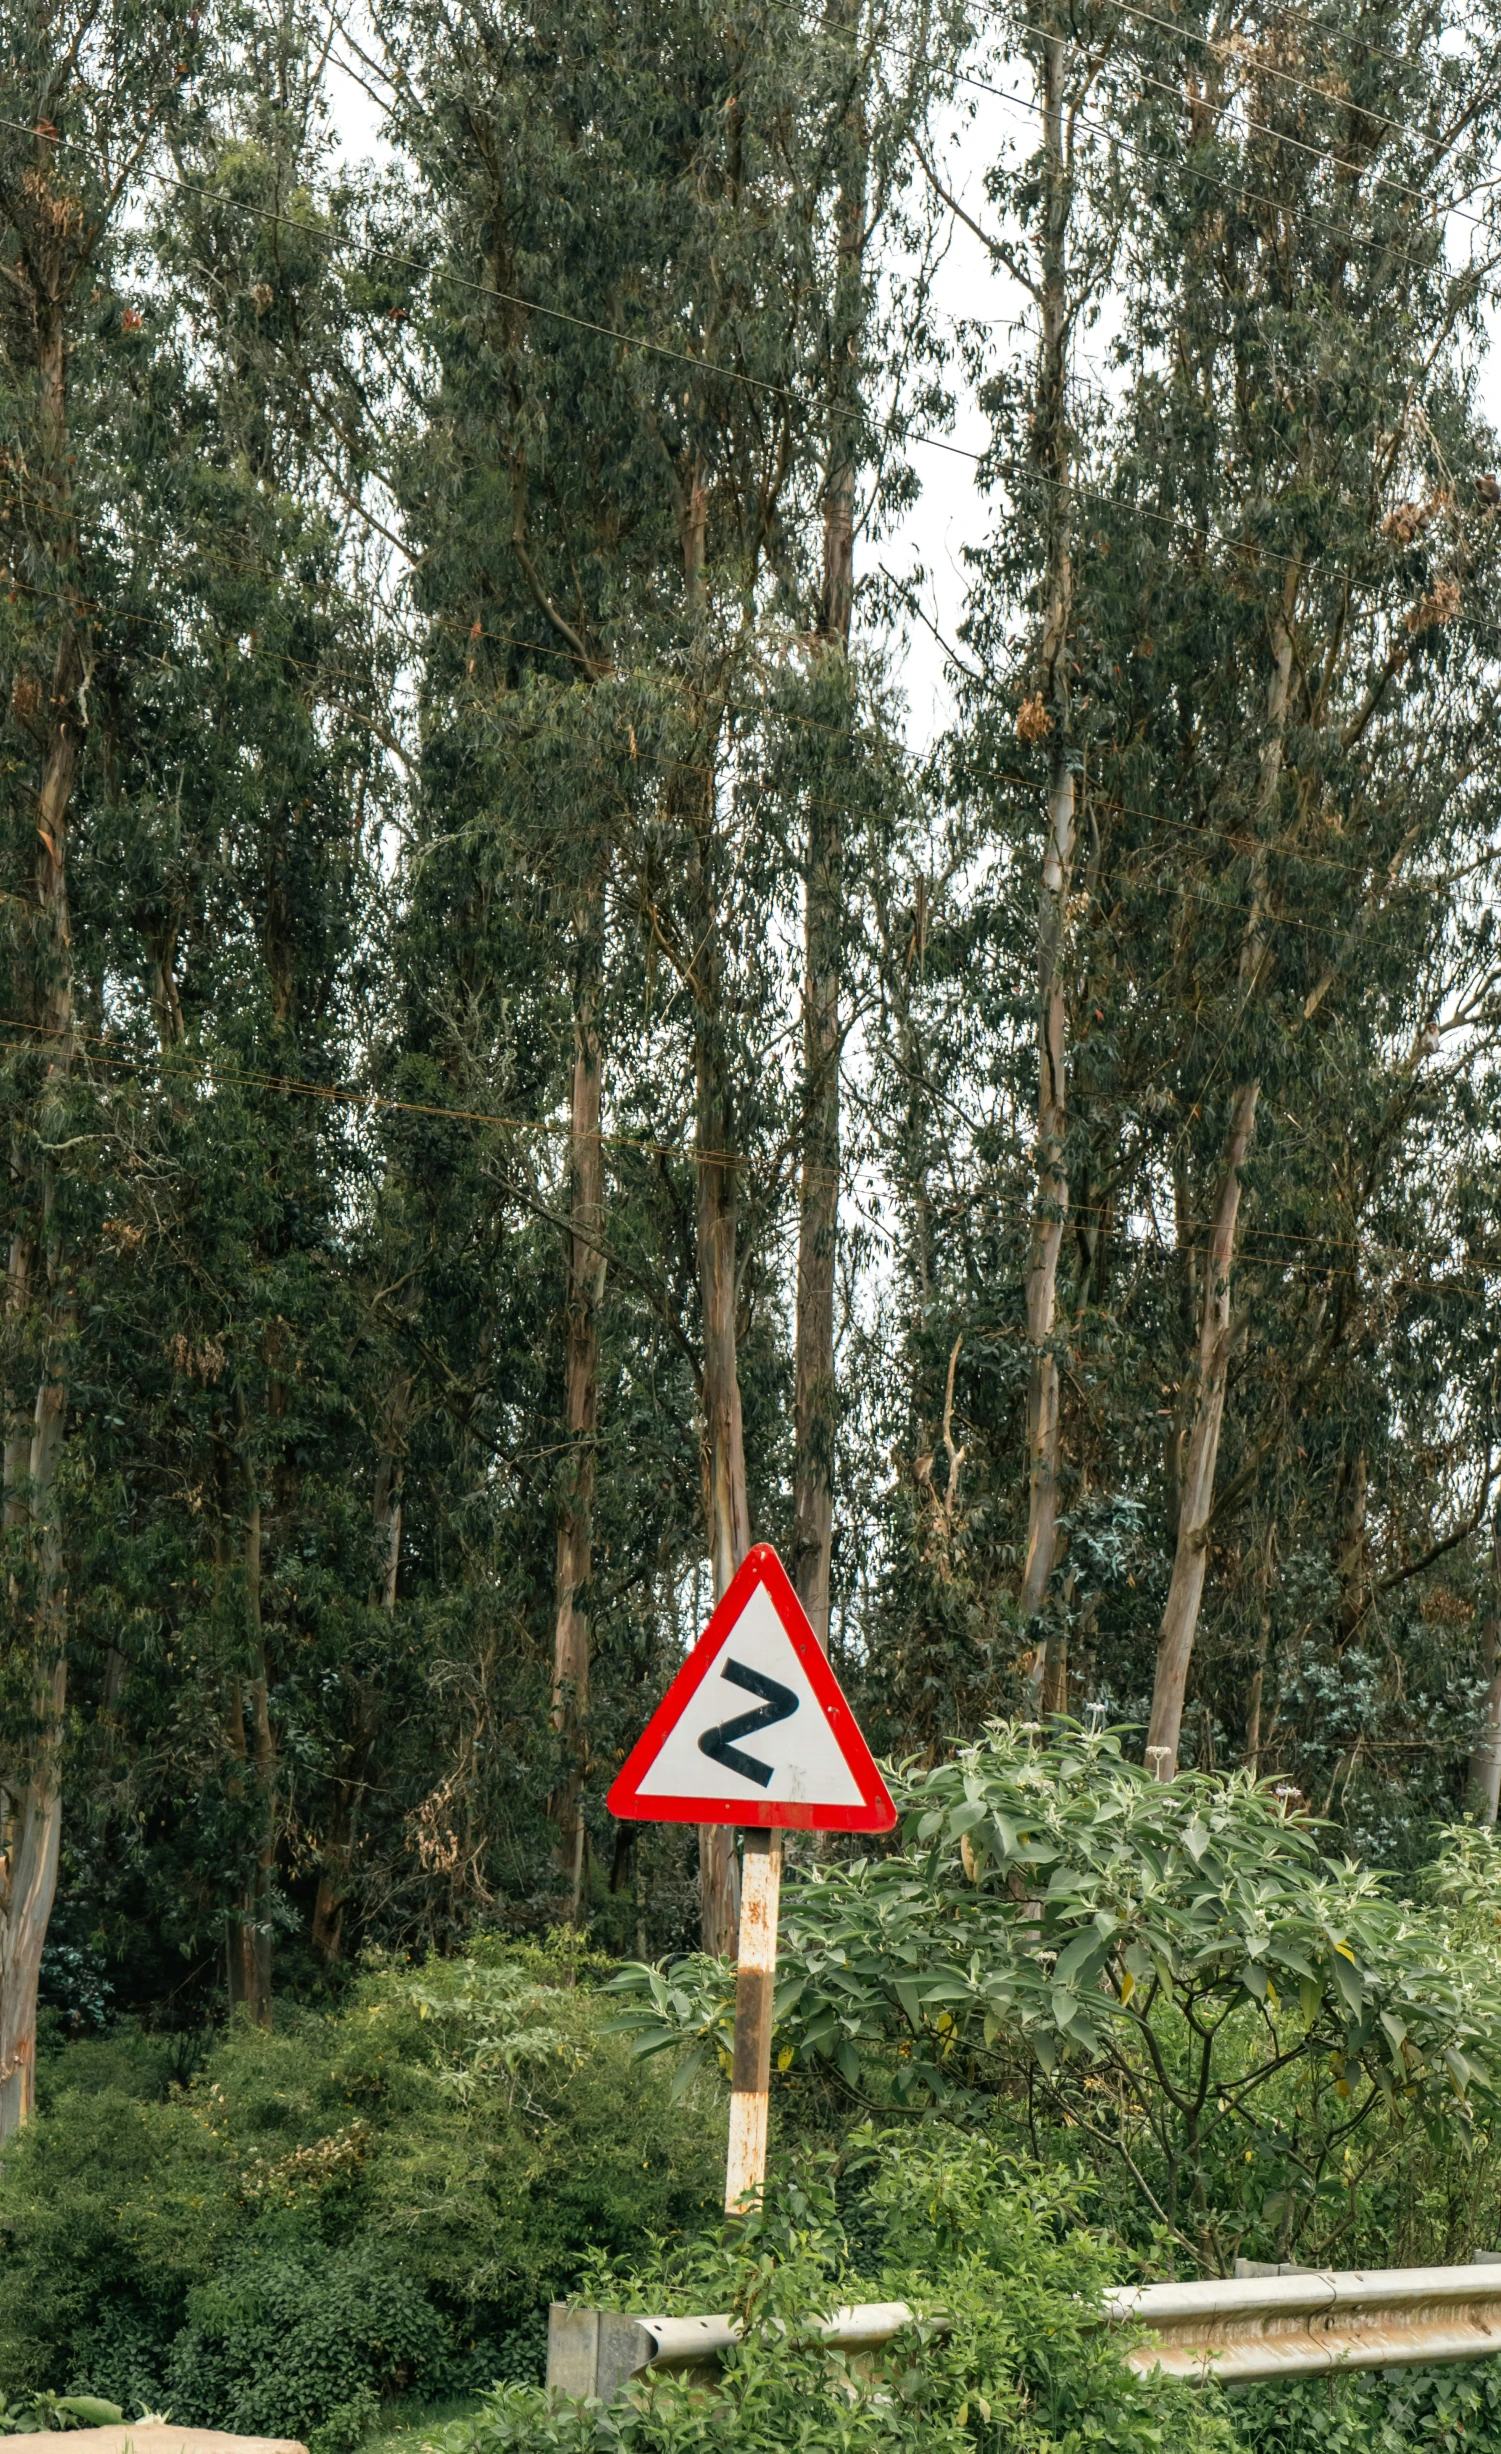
[351, 2394, 491, 2454]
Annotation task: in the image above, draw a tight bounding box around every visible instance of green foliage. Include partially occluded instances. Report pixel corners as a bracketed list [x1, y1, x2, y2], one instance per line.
[612, 1731, 1501, 2267]
[433, 2135, 1231, 2454]
[1236, 2364, 1501, 2454]
[165, 2245, 447, 2454]
[0, 2394, 124, 2436]
[0, 1944, 720, 2437]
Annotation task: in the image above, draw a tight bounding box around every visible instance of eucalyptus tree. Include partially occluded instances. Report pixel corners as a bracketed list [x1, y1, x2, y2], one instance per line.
[1091, 0, 1501, 1774]
[786, 0, 951, 1652]
[925, 0, 1138, 1714]
[0, 0, 220, 2129]
[384, 0, 954, 1949]
[3, 6, 400, 2032]
[378, 0, 745, 1936]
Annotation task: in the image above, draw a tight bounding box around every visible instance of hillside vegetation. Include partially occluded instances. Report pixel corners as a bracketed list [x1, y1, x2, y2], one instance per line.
[6, 0, 1501, 2444]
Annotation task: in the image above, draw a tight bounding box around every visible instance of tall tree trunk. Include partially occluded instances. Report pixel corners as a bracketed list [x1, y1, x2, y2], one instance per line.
[1022, 30, 1077, 1697]
[697, 1028, 748, 1953]
[791, 5, 865, 1653]
[1, 1229, 47, 2139]
[1146, 1084, 1259, 1775]
[1146, 604, 1291, 1774]
[552, 889, 606, 1918]
[242, 1654, 275, 2029]
[1470, 1514, 1501, 1822]
[0, 300, 82, 2140]
[676, 455, 745, 1955]
[3, 1236, 35, 1527]
[309, 1690, 377, 1971]
[224, 1664, 249, 2014]
[1243, 1518, 1276, 1771]
[0, 1655, 63, 2140]
[789, 513, 848, 1651]
[1333, 1447, 1369, 1648]
[691, 824, 746, 1954]
[697, 1056, 749, 1599]
[790, 802, 840, 1649]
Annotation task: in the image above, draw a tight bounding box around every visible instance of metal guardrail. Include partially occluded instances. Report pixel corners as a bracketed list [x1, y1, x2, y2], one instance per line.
[550, 2262, 1501, 2399]
[1107, 2264, 1501, 2383]
[547, 2301, 925, 2403]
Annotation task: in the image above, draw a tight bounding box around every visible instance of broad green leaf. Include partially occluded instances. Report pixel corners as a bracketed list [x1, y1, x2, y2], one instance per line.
[1054, 1928, 1110, 1987]
[668, 2044, 708, 2103]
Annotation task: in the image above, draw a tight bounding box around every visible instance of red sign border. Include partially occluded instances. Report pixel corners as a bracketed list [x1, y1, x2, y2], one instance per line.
[606, 1543, 896, 1833]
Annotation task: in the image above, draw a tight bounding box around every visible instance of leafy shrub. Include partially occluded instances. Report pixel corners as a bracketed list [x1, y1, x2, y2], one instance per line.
[433, 2131, 1235, 2454]
[612, 1729, 1501, 2272]
[0, 1939, 721, 2438]
[164, 2244, 448, 2451]
[0, 2393, 124, 2436]
[37, 1941, 115, 2036]
[1236, 2361, 1501, 2454]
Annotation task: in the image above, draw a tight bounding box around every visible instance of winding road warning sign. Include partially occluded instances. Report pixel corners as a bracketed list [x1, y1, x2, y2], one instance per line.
[607, 1543, 896, 1833]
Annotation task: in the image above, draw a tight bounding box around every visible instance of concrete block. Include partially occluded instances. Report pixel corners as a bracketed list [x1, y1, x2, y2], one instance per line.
[594, 2316, 655, 2405]
[547, 2303, 600, 2397]
[546, 2303, 655, 2403]
[0, 2431, 306, 2454]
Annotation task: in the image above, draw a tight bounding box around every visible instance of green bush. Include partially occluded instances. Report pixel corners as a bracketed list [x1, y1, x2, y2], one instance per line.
[433, 2130, 1235, 2454]
[432, 2126, 1501, 2454]
[0, 1939, 721, 2439]
[612, 1735, 1501, 2275]
[1235, 2363, 1501, 2454]
[0, 2394, 124, 2436]
[164, 2244, 447, 2452]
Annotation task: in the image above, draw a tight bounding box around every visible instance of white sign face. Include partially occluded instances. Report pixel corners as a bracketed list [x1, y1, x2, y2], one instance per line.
[633, 1580, 865, 1808]
[608, 1542, 896, 1833]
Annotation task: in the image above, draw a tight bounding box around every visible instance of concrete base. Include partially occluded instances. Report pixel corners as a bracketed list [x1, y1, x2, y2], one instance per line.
[1, 2430, 308, 2454]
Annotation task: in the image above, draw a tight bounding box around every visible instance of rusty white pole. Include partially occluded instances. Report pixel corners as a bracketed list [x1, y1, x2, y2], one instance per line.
[723, 1826, 781, 2216]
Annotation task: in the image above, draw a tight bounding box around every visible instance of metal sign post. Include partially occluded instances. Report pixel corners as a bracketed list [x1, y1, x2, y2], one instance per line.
[608, 1544, 894, 2219]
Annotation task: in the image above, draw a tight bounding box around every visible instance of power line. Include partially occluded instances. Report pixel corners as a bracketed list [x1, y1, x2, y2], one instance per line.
[338, 0, 1459, 181]
[1125, 54, 1485, 231]
[6, 1008, 1500, 1301]
[1181, 0, 1447, 85]
[748, 0, 1489, 262]
[548, 0, 1485, 225]
[0, 108, 985, 469]
[948, 45, 1464, 284]
[1011, 0, 1495, 224]
[10, 520, 1482, 910]
[0, 35, 1483, 610]
[0, 1016, 743, 1167]
[1086, 0, 1434, 155]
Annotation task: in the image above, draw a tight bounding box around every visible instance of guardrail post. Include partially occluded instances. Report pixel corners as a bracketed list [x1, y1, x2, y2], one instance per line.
[547, 2305, 657, 2401]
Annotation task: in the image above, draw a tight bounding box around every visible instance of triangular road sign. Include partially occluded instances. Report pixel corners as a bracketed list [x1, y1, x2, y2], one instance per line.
[607, 1543, 896, 1833]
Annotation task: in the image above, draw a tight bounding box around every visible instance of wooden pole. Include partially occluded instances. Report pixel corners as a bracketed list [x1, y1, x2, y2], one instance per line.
[724, 1826, 781, 2216]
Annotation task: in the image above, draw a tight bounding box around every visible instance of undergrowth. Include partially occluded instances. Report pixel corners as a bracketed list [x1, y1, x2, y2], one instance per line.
[0, 1937, 719, 2448]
